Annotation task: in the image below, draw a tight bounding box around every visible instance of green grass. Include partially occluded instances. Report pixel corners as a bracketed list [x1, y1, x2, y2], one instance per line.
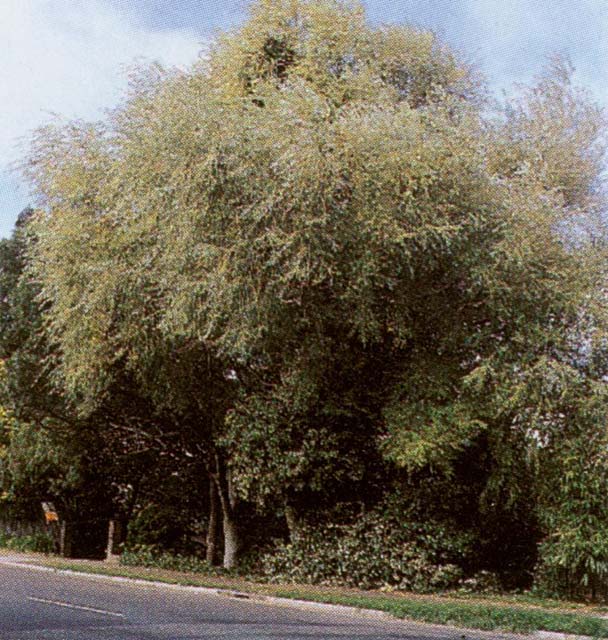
[9, 554, 608, 637]
[450, 588, 608, 611]
[270, 590, 608, 636]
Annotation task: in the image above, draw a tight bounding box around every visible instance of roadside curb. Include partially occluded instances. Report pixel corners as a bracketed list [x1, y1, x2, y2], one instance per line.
[535, 633, 597, 640]
[0, 559, 600, 640]
[0, 559, 393, 621]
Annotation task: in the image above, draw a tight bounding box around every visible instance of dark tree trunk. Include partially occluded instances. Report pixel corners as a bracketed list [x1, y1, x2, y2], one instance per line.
[206, 475, 219, 565]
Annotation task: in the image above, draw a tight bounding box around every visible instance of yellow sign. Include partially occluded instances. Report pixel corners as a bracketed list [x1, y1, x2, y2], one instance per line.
[41, 501, 59, 524]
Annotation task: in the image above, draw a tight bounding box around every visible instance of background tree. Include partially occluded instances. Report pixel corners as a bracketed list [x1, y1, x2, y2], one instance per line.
[0, 212, 207, 557]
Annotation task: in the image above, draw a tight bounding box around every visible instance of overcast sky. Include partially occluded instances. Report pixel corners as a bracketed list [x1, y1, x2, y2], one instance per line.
[1, 0, 607, 237]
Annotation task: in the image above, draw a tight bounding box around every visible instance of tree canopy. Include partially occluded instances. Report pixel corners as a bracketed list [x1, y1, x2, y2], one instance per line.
[12, 0, 608, 589]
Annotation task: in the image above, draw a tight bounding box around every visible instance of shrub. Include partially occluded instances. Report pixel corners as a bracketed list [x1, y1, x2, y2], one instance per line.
[458, 570, 503, 594]
[533, 530, 608, 601]
[124, 503, 198, 555]
[262, 510, 474, 592]
[120, 542, 267, 578]
[120, 544, 214, 573]
[533, 437, 608, 601]
[0, 531, 54, 553]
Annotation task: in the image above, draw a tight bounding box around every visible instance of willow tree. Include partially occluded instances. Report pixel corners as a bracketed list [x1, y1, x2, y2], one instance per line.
[25, 0, 607, 578]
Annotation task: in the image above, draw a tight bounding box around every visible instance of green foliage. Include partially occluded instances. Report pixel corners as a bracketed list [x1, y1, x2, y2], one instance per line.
[125, 503, 199, 555]
[120, 541, 265, 577]
[0, 530, 54, 554]
[0, 212, 96, 521]
[458, 571, 503, 594]
[0, 389, 81, 513]
[534, 426, 608, 600]
[381, 600, 608, 636]
[222, 342, 384, 509]
[262, 507, 474, 591]
[15, 0, 608, 592]
[120, 545, 214, 574]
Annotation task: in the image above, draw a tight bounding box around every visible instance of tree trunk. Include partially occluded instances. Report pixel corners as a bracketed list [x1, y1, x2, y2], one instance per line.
[222, 509, 239, 570]
[59, 520, 72, 558]
[284, 502, 302, 543]
[206, 476, 219, 566]
[213, 454, 241, 570]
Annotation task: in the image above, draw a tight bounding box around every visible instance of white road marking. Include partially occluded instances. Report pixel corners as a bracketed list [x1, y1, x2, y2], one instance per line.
[27, 596, 125, 618]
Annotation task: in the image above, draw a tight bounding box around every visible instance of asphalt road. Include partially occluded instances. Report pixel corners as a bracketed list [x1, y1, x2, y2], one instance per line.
[0, 560, 521, 640]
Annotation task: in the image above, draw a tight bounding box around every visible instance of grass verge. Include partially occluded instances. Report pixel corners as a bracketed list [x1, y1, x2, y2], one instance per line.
[6, 553, 608, 637]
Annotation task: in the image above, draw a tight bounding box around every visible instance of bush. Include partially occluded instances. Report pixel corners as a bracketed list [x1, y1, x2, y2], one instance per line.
[262, 510, 474, 592]
[120, 543, 267, 578]
[533, 437, 608, 601]
[0, 531, 54, 554]
[458, 570, 503, 594]
[120, 544, 215, 573]
[124, 503, 199, 555]
[533, 530, 608, 601]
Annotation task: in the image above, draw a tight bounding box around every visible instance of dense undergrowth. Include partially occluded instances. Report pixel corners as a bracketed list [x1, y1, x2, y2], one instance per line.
[0, 531, 54, 554]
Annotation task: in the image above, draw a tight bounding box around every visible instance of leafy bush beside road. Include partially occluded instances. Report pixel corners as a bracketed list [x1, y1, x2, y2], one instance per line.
[262, 513, 472, 592]
[0, 531, 54, 554]
[120, 545, 215, 574]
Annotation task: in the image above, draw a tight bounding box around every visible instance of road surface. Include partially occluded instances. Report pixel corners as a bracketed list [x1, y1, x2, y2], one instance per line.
[0, 559, 521, 640]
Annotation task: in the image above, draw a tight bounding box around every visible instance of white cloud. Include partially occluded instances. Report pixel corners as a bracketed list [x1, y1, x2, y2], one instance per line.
[0, 0, 205, 168]
[460, 0, 608, 106]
